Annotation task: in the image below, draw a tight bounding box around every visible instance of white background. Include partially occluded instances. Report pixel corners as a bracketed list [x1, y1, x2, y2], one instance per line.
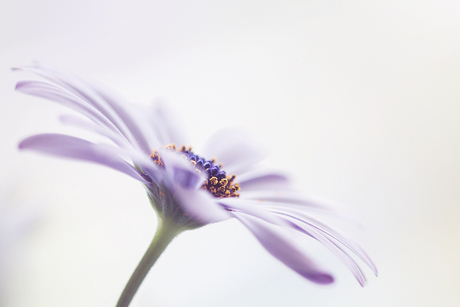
[1, 1, 459, 306]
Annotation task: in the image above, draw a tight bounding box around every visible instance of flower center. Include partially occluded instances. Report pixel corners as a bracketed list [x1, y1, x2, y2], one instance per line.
[150, 144, 240, 198]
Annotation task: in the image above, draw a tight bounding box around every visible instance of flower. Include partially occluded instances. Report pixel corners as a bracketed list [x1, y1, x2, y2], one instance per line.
[14, 66, 377, 306]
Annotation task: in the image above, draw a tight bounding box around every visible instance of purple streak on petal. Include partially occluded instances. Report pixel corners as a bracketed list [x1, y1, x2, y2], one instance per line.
[93, 87, 154, 154]
[175, 188, 232, 224]
[239, 190, 337, 211]
[279, 213, 367, 286]
[220, 197, 368, 285]
[59, 115, 157, 179]
[257, 203, 359, 224]
[237, 170, 291, 191]
[232, 212, 334, 285]
[59, 114, 131, 149]
[17, 78, 161, 186]
[221, 196, 374, 282]
[219, 198, 288, 226]
[240, 191, 359, 220]
[15, 66, 151, 154]
[272, 207, 378, 276]
[200, 128, 266, 175]
[15, 67, 128, 130]
[15, 80, 120, 135]
[261, 204, 377, 276]
[19, 134, 148, 184]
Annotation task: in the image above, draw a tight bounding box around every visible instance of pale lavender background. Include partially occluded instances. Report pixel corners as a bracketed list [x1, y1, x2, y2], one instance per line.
[0, 1, 459, 307]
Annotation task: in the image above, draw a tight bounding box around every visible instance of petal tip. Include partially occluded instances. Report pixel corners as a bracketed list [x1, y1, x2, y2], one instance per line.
[14, 81, 23, 91]
[310, 273, 334, 285]
[18, 135, 40, 151]
[18, 138, 30, 150]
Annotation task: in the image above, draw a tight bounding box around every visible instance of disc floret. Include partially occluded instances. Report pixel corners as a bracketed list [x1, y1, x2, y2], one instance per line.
[150, 144, 240, 198]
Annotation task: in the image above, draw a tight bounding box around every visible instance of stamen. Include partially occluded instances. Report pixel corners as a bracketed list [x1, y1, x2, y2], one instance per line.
[150, 144, 240, 198]
[150, 151, 165, 167]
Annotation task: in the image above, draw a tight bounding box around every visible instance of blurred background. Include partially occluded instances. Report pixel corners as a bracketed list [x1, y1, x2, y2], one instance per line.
[0, 1, 459, 306]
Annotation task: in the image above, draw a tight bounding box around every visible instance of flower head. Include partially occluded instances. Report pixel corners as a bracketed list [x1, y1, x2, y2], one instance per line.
[14, 66, 377, 292]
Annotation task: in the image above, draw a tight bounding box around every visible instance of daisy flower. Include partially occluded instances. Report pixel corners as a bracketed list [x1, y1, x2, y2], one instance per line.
[14, 66, 377, 307]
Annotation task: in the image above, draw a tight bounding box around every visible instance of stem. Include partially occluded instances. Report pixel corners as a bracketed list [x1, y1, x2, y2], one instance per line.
[116, 219, 181, 307]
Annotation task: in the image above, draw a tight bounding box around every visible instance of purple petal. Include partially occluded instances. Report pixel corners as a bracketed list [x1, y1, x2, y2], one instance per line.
[271, 207, 378, 276]
[279, 213, 367, 286]
[15, 66, 152, 154]
[200, 128, 266, 175]
[237, 169, 291, 191]
[219, 198, 287, 226]
[239, 190, 337, 211]
[221, 198, 369, 285]
[175, 188, 232, 224]
[233, 212, 334, 284]
[59, 115, 159, 179]
[59, 114, 130, 149]
[15, 80, 121, 135]
[19, 134, 148, 184]
[160, 150, 206, 190]
[93, 87, 155, 154]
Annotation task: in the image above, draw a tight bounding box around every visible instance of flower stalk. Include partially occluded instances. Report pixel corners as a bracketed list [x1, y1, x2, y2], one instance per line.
[116, 218, 182, 307]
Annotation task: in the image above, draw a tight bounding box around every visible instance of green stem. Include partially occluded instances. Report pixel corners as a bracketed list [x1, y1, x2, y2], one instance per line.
[116, 219, 181, 307]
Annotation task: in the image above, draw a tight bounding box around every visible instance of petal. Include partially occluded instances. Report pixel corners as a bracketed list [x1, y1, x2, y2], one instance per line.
[160, 150, 206, 190]
[59, 114, 158, 174]
[15, 66, 152, 154]
[15, 67, 128, 132]
[174, 188, 232, 224]
[59, 114, 131, 149]
[237, 169, 291, 191]
[19, 134, 148, 184]
[145, 150, 232, 224]
[220, 197, 370, 285]
[239, 190, 337, 211]
[232, 212, 334, 284]
[15, 80, 119, 134]
[200, 128, 266, 175]
[278, 213, 367, 286]
[126, 105, 164, 149]
[219, 197, 287, 226]
[270, 207, 378, 276]
[148, 101, 189, 146]
[92, 86, 156, 154]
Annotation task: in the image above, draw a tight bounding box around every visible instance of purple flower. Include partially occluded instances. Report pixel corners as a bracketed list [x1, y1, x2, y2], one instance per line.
[14, 66, 376, 306]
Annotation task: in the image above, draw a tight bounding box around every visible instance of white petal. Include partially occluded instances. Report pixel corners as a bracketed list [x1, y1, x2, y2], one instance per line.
[237, 169, 291, 191]
[200, 128, 266, 174]
[149, 101, 190, 146]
